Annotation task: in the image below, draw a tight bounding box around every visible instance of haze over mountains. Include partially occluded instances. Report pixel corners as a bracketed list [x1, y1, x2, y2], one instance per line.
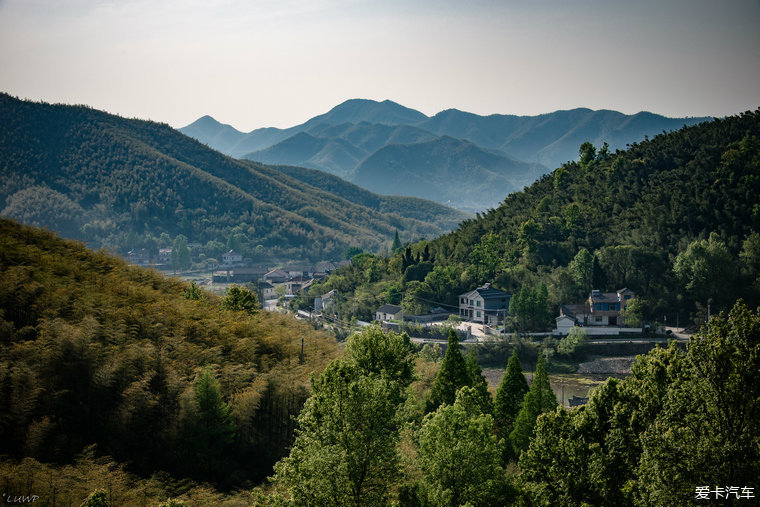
[181, 99, 712, 210]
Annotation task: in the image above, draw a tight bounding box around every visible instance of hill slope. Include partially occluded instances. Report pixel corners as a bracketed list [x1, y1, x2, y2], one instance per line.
[0, 94, 468, 261]
[297, 109, 760, 324]
[352, 136, 545, 210]
[0, 218, 340, 485]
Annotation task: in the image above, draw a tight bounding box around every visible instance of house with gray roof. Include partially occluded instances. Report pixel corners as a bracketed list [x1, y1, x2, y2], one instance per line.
[458, 283, 510, 325]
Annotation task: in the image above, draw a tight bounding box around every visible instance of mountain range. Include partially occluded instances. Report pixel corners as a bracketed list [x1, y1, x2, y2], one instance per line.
[181, 99, 712, 210]
[0, 94, 468, 262]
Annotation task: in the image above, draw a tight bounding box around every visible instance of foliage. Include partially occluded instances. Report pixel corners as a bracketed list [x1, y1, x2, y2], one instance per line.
[428, 329, 470, 410]
[0, 219, 339, 487]
[312, 109, 760, 328]
[493, 351, 529, 443]
[417, 387, 514, 507]
[519, 299, 760, 506]
[81, 490, 110, 507]
[509, 354, 557, 454]
[222, 284, 259, 314]
[0, 94, 466, 263]
[556, 326, 587, 356]
[270, 327, 413, 506]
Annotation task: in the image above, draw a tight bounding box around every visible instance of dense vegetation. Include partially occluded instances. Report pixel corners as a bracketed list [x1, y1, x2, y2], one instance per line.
[257, 301, 759, 506]
[297, 109, 760, 327]
[0, 94, 468, 263]
[0, 219, 340, 491]
[1, 220, 756, 506]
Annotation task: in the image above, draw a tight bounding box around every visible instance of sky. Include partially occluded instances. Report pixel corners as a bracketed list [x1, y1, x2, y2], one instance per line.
[1, 0, 758, 131]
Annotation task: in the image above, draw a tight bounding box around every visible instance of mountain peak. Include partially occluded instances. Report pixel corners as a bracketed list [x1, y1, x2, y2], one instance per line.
[309, 99, 428, 127]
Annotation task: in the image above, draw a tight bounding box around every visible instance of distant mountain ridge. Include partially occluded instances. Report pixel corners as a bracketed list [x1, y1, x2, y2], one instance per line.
[181, 100, 711, 210]
[0, 94, 469, 262]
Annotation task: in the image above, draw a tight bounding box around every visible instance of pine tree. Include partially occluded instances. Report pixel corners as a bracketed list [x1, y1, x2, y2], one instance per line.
[509, 354, 557, 454]
[494, 350, 529, 441]
[465, 350, 493, 414]
[429, 329, 469, 410]
[391, 229, 402, 253]
[191, 367, 235, 479]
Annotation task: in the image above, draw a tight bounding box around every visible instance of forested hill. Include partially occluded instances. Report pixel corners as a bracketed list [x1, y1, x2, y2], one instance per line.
[0, 218, 341, 488]
[302, 109, 760, 325]
[0, 94, 468, 262]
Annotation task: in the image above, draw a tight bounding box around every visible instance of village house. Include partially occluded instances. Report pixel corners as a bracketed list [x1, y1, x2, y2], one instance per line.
[221, 249, 243, 266]
[158, 248, 172, 265]
[127, 248, 151, 266]
[263, 268, 288, 284]
[560, 288, 636, 327]
[258, 281, 275, 300]
[375, 304, 403, 322]
[458, 283, 510, 325]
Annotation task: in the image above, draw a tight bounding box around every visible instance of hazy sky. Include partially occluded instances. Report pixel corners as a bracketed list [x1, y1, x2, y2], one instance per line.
[1, 0, 758, 131]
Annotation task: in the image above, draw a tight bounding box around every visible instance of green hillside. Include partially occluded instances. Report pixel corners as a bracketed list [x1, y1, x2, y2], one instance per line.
[0, 218, 340, 488]
[297, 109, 760, 325]
[0, 94, 467, 262]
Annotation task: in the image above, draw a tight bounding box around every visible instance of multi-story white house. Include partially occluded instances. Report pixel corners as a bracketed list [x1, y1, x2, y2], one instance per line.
[459, 283, 510, 325]
[560, 288, 636, 326]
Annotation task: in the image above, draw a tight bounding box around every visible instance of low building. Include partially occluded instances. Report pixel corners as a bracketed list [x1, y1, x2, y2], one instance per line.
[258, 281, 275, 300]
[222, 249, 243, 266]
[127, 248, 151, 266]
[458, 283, 510, 325]
[263, 268, 288, 284]
[375, 304, 403, 322]
[158, 248, 172, 265]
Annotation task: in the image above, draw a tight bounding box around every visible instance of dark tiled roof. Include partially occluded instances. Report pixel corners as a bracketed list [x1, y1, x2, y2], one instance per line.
[376, 304, 402, 314]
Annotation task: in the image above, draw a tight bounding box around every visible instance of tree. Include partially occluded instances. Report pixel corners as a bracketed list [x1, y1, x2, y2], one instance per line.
[464, 350, 493, 415]
[81, 490, 109, 507]
[171, 235, 191, 273]
[470, 232, 502, 282]
[271, 361, 402, 507]
[636, 300, 760, 506]
[344, 325, 415, 398]
[556, 326, 587, 357]
[569, 248, 593, 293]
[222, 284, 259, 314]
[417, 387, 513, 507]
[673, 232, 735, 311]
[391, 230, 402, 254]
[493, 351, 529, 443]
[429, 329, 469, 410]
[190, 367, 236, 480]
[509, 354, 557, 454]
[509, 284, 550, 331]
[344, 246, 363, 260]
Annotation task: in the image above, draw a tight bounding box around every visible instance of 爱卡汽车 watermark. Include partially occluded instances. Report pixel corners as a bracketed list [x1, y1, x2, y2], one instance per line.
[695, 486, 755, 500]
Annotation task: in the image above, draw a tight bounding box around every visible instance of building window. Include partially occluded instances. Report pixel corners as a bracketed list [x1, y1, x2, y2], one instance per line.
[595, 316, 603, 323]
[624, 295, 631, 300]
[476, 300, 481, 307]
[469, 299, 474, 306]
[476, 311, 481, 318]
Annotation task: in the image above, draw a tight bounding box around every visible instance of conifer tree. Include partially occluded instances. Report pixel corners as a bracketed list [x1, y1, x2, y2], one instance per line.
[494, 350, 529, 441]
[429, 329, 469, 410]
[465, 350, 493, 414]
[191, 367, 235, 479]
[391, 229, 402, 253]
[509, 354, 557, 454]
